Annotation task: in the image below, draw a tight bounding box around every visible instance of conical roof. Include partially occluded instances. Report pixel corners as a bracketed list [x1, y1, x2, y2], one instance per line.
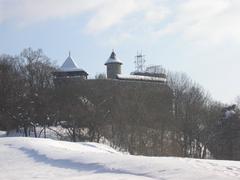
[60, 52, 85, 72]
[105, 50, 123, 65]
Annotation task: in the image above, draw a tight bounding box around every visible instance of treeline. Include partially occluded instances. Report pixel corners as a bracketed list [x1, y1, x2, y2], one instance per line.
[168, 73, 240, 160]
[0, 48, 55, 137]
[0, 48, 240, 160]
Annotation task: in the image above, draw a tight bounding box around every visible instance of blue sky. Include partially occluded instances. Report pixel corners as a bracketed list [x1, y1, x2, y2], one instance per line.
[0, 0, 240, 103]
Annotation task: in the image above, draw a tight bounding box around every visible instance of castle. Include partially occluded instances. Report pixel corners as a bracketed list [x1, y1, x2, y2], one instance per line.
[53, 50, 173, 147]
[53, 50, 167, 83]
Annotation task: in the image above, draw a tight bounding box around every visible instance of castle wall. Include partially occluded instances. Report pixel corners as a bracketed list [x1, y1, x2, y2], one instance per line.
[54, 78, 173, 129]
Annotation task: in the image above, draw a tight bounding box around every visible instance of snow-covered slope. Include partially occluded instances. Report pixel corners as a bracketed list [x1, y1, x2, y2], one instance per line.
[0, 137, 240, 180]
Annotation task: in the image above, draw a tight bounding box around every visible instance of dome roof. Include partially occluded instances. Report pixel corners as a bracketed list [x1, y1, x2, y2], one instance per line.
[105, 50, 122, 65]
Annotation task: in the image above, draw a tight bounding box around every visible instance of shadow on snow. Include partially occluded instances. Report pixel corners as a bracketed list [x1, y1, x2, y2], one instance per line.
[7, 144, 162, 179]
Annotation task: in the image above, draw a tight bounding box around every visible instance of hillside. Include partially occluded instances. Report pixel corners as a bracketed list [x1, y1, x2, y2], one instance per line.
[0, 137, 240, 180]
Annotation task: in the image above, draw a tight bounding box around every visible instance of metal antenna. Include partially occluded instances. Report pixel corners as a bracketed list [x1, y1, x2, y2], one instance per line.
[134, 51, 146, 72]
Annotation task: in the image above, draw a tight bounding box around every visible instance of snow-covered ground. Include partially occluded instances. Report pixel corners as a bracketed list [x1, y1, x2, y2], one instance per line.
[0, 130, 6, 137]
[0, 137, 240, 180]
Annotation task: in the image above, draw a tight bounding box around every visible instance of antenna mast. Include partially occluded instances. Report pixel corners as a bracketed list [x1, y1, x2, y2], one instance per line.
[134, 51, 146, 72]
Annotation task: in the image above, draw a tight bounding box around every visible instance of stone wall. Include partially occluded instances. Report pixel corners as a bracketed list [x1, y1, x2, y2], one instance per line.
[106, 63, 121, 79]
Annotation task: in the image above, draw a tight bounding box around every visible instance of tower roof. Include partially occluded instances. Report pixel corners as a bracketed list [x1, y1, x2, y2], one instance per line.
[59, 52, 85, 72]
[105, 50, 123, 65]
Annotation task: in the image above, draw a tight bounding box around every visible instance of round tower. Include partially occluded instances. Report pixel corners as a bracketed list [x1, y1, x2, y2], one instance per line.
[104, 50, 123, 79]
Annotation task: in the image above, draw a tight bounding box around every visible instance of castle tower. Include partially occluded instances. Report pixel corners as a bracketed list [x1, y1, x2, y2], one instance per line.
[53, 52, 88, 79]
[104, 50, 123, 79]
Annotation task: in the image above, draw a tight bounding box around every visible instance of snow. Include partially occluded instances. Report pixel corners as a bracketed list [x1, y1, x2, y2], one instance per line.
[117, 74, 167, 83]
[225, 110, 236, 119]
[105, 51, 122, 65]
[7, 126, 71, 140]
[105, 57, 122, 64]
[1, 137, 240, 180]
[0, 130, 6, 137]
[60, 55, 84, 72]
